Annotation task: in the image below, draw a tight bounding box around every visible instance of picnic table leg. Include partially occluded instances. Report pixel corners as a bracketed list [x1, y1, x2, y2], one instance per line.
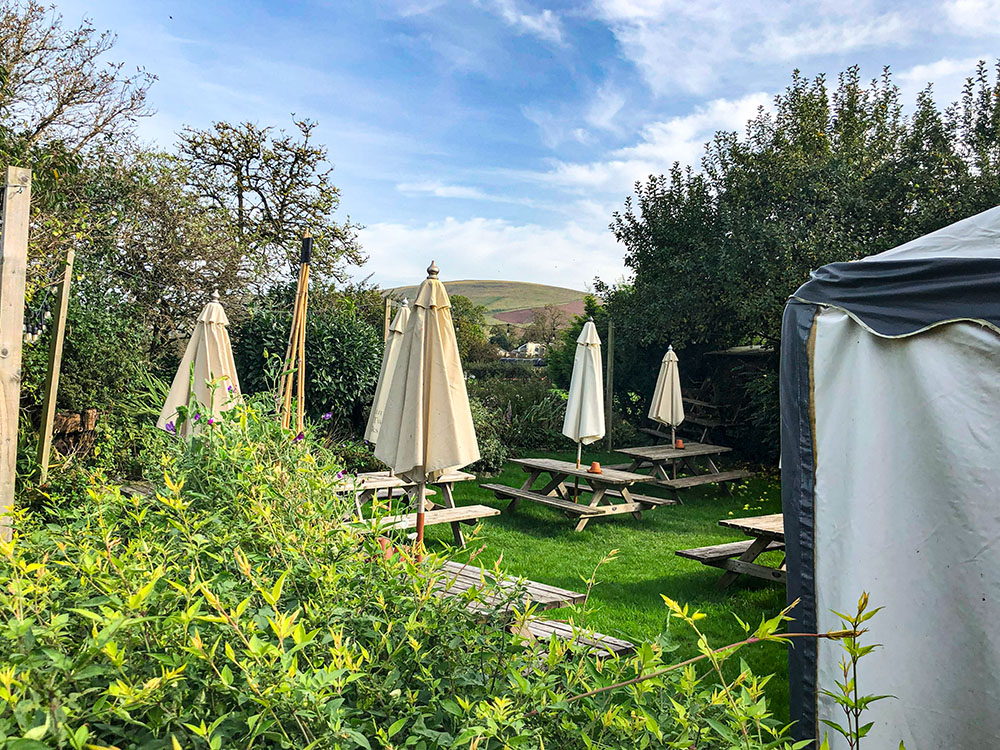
[716, 536, 771, 589]
[619, 486, 642, 520]
[703, 455, 735, 496]
[439, 483, 465, 547]
[507, 470, 541, 513]
[573, 487, 607, 532]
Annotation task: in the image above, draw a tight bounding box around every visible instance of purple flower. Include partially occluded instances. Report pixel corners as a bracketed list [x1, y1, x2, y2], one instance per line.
[193, 412, 201, 422]
[207, 418, 215, 426]
[227, 385, 233, 393]
[322, 411, 333, 421]
[336, 471, 344, 479]
[165, 421, 176, 435]
[293, 432, 304, 443]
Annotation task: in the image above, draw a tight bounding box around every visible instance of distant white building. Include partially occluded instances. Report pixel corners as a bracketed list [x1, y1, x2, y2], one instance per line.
[514, 341, 546, 357]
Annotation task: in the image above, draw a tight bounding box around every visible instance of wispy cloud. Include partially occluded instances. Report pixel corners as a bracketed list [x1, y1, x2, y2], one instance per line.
[482, 0, 564, 43]
[944, 0, 1000, 35]
[753, 13, 913, 60]
[397, 180, 536, 205]
[533, 92, 771, 194]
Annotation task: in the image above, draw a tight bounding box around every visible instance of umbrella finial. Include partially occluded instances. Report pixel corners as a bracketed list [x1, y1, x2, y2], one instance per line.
[211, 289, 220, 302]
[427, 261, 439, 279]
[401, 297, 410, 307]
[667, 344, 673, 351]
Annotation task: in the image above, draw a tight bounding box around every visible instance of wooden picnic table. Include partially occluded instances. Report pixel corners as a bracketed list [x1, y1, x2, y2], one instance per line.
[615, 442, 750, 497]
[481, 457, 675, 532]
[676, 513, 785, 589]
[339, 470, 486, 546]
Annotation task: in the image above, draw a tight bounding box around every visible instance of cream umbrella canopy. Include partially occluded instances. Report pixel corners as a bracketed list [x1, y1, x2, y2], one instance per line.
[364, 298, 410, 445]
[562, 319, 605, 468]
[157, 291, 241, 437]
[374, 262, 479, 553]
[648, 345, 684, 446]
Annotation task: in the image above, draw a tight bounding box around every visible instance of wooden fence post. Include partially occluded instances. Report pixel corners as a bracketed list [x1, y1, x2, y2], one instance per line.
[36, 248, 74, 484]
[0, 167, 31, 540]
[605, 318, 614, 452]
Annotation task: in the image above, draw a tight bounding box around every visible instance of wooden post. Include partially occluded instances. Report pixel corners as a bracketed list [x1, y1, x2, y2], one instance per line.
[0, 167, 31, 540]
[36, 248, 74, 484]
[383, 297, 391, 342]
[604, 318, 614, 452]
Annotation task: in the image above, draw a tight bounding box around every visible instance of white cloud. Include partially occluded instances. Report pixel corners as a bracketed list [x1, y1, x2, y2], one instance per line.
[944, 0, 1000, 35]
[483, 0, 564, 44]
[359, 216, 624, 288]
[590, 1, 923, 96]
[753, 13, 912, 60]
[897, 55, 988, 106]
[397, 180, 536, 205]
[536, 92, 771, 193]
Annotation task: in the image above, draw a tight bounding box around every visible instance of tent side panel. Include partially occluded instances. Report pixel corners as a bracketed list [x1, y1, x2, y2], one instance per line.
[779, 299, 819, 742]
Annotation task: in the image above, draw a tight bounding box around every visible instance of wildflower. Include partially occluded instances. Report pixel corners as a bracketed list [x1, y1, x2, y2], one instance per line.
[193, 412, 201, 422]
[165, 421, 176, 435]
[293, 432, 304, 443]
[322, 411, 333, 420]
[207, 418, 215, 426]
[227, 384, 233, 393]
[336, 471, 344, 479]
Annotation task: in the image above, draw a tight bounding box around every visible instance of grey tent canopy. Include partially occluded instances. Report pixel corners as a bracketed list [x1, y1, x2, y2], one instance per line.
[781, 206, 1000, 748]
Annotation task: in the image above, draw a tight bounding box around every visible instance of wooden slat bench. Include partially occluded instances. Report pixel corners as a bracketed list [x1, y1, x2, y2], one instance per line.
[372, 505, 499, 531]
[436, 560, 585, 612]
[520, 618, 635, 658]
[481, 483, 603, 516]
[572, 483, 678, 507]
[656, 469, 751, 490]
[676, 537, 786, 588]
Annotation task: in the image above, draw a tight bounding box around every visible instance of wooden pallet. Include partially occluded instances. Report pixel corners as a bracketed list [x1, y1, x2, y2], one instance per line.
[481, 483, 602, 515]
[437, 561, 584, 612]
[656, 469, 750, 490]
[520, 618, 635, 658]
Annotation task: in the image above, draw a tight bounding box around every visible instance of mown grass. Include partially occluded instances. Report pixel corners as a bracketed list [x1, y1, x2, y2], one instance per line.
[422, 448, 790, 719]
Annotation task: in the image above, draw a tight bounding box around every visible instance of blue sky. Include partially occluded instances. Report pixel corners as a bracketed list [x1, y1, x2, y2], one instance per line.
[54, 0, 998, 289]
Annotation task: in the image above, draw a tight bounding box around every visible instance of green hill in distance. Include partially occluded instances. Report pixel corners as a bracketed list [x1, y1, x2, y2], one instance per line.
[390, 279, 587, 326]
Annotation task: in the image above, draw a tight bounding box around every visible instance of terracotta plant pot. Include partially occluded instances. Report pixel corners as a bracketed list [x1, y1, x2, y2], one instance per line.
[675, 439, 685, 449]
[587, 461, 603, 474]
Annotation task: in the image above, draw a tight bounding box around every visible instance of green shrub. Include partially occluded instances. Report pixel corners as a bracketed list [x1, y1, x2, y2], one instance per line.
[467, 396, 508, 475]
[468, 374, 566, 452]
[231, 300, 382, 431]
[2, 398, 852, 749]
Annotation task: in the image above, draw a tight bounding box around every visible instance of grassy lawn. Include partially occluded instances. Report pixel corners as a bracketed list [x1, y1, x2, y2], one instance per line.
[421, 448, 790, 718]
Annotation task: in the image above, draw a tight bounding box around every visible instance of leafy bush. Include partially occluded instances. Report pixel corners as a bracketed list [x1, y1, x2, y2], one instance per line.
[231, 300, 382, 431]
[469, 374, 567, 452]
[1, 398, 876, 749]
[466, 360, 542, 381]
[467, 395, 508, 474]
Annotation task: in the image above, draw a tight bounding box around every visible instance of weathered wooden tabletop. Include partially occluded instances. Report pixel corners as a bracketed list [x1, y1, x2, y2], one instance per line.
[616, 442, 732, 461]
[510, 457, 648, 485]
[719, 513, 784, 541]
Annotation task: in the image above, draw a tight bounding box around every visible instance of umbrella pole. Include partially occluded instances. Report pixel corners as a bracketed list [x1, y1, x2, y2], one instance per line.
[415, 482, 426, 562]
[574, 441, 581, 503]
[671, 426, 677, 479]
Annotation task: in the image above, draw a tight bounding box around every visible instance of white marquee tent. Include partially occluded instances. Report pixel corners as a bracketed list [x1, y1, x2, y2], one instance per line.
[780, 206, 1000, 747]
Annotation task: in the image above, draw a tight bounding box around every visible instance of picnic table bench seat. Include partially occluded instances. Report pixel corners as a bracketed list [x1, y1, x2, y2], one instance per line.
[480, 483, 603, 515]
[676, 539, 784, 564]
[436, 561, 585, 612]
[364, 504, 499, 532]
[656, 469, 750, 490]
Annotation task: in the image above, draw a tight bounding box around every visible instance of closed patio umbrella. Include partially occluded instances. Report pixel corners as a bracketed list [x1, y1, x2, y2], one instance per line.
[562, 318, 604, 469]
[649, 345, 684, 446]
[374, 262, 479, 554]
[365, 298, 410, 445]
[157, 291, 241, 437]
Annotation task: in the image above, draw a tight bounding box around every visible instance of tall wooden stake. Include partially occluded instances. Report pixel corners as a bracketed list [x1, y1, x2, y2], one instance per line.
[36, 248, 74, 484]
[605, 318, 615, 452]
[0, 167, 31, 541]
[383, 297, 391, 342]
[279, 231, 311, 432]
